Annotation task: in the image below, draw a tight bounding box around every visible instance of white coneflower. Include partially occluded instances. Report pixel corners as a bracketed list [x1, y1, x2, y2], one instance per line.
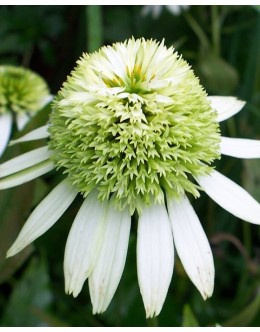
[0, 65, 52, 158]
[141, 5, 190, 19]
[1, 38, 260, 318]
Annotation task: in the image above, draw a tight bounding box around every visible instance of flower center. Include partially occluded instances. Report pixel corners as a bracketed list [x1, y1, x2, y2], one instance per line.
[48, 38, 221, 214]
[0, 65, 49, 115]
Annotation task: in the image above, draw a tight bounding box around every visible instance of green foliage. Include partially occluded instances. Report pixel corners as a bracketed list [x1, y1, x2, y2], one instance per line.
[1, 257, 52, 326]
[0, 4, 259, 327]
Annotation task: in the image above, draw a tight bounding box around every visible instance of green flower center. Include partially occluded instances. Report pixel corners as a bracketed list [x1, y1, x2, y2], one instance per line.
[0, 65, 50, 115]
[49, 38, 221, 214]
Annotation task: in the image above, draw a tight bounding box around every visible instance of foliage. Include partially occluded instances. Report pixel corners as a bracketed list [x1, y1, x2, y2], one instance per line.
[0, 4, 259, 327]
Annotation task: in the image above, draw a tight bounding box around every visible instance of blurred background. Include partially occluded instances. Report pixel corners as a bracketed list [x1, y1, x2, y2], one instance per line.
[0, 5, 259, 327]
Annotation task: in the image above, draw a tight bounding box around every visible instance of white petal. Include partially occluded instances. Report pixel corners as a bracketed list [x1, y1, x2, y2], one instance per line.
[137, 202, 174, 318]
[9, 125, 50, 146]
[0, 146, 52, 178]
[0, 113, 12, 158]
[207, 96, 245, 122]
[16, 113, 30, 131]
[166, 194, 214, 300]
[197, 170, 260, 225]
[40, 94, 54, 108]
[0, 160, 54, 190]
[89, 199, 131, 314]
[64, 191, 109, 297]
[7, 179, 77, 257]
[220, 136, 260, 159]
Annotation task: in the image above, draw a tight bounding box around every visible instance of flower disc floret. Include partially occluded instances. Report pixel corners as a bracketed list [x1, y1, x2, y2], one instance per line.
[0, 65, 50, 115]
[49, 38, 221, 213]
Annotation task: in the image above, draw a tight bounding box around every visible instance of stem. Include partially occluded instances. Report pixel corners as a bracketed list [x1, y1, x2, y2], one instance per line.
[147, 316, 158, 327]
[211, 5, 221, 57]
[226, 117, 237, 138]
[243, 222, 252, 257]
[22, 44, 34, 68]
[86, 5, 103, 52]
[183, 11, 211, 55]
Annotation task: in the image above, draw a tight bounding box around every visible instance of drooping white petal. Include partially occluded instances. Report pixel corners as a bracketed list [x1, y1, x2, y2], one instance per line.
[0, 160, 54, 190]
[16, 113, 30, 131]
[89, 199, 131, 314]
[166, 194, 214, 300]
[0, 146, 52, 178]
[64, 191, 109, 297]
[220, 136, 260, 159]
[39, 94, 54, 108]
[207, 96, 245, 122]
[0, 113, 12, 158]
[137, 202, 174, 318]
[197, 170, 260, 225]
[7, 179, 77, 257]
[9, 125, 50, 146]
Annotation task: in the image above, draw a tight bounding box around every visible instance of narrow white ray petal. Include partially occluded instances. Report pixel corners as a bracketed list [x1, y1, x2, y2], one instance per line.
[137, 202, 174, 318]
[0, 160, 54, 190]
[16, 113, 30, 131]
[89, 200, 131, 314]
[166, 194, 214, 300]
[64, 191, 109, 297]
[0, 113, 12, 157]
[220, 136, 260, 159]
[207, 96, 245, 122]
[9, 125, 50, 146]
[0, 146, 52, 178]
[40, 94, 54, 108]
[197, 170, 260, 225]
[7, 179, 77, 257]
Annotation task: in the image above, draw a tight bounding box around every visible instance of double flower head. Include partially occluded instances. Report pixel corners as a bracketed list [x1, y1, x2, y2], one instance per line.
[1, 38, 260, 318]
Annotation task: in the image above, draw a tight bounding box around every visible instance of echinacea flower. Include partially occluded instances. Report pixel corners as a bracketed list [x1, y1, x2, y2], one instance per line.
[0, 65, 52, 158]
[142, 5, 189, 19]
[1, 38, 260, 318]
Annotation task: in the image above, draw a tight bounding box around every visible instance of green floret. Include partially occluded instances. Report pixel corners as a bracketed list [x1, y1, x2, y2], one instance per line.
[48, 38, 221, 214]
[0, 65, 50, 115]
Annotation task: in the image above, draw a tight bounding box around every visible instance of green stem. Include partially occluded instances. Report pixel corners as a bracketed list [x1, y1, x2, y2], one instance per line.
[86, 5, 103, 52]
[211, 5, 221, 57]
[147, 316, 158, 327]
[226, 117, 237, 138]
[183, 11, 211, 55]
[243, 222, 252, 257]
[22, 44, 34, 68]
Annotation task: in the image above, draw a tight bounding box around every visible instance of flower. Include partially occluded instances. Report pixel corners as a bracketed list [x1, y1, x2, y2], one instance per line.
[1, 38, 260, 318]
[0, 65, 52, 158]
[141, 5, 189, 19]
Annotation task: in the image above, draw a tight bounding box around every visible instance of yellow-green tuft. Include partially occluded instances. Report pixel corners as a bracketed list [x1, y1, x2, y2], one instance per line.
[0, 65, 50, 115]
[49, 38, 221, 214]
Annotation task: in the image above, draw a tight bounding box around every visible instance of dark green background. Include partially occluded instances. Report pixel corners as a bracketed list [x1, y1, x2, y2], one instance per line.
[0, 5, 260, 327]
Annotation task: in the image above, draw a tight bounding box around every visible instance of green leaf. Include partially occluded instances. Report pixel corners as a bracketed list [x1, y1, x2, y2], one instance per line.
[182, 304, 199, 327]
[1, 257, 53, 327]
[243, 159, 260, 201]
[196, 55, 239, 95]
[0, 183, 35, 285]
[222, 291, 260, 327]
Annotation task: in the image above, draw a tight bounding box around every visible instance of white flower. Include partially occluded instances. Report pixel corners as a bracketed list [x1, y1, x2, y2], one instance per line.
[141, 5, 190, 19]
[0, 65, 52, 158]
[1, 38, 260, 318]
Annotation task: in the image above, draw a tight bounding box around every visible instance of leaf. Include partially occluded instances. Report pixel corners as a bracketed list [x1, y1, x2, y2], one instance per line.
[222, 291, 260, 327]
[1, 257, 53, 327]
[243, 159, 260, 201]
[0, 183, 35, 285]
[182, 304, 200, 327]
[196, 55, 239, 95]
